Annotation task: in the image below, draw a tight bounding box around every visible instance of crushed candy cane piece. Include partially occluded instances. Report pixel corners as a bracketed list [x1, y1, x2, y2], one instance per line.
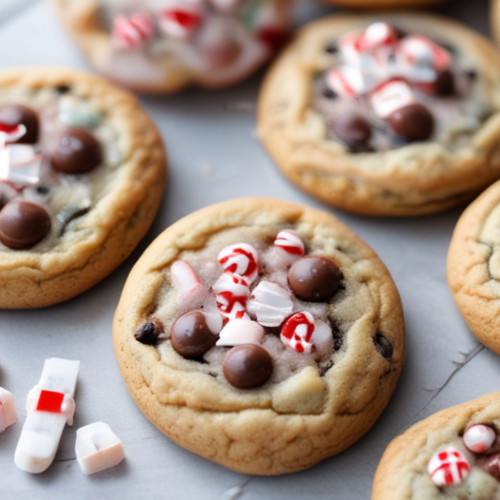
[171, 260, 206, 306]
[359, 23, 398, 52]
[213, 273, 249, 319]
[280, 311, 316, 354]
[113, 13, 155, 51]
[75, 422, 125, 476]
[463, 425, 496, 454]
[371, 80, 415, 118]
[216, 314, 265, 346]
[218, 243, 259, 283]
[0, 387, 17, 433]
[428, 446, 470, 486]
[274, 229, 304, 257]
[159, 0, 204, 41]
[247, 281, 293, 327]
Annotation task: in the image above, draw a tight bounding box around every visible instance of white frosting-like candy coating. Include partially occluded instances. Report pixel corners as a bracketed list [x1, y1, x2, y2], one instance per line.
[463, 424, 496, 454]
[0, 387, 17, 433]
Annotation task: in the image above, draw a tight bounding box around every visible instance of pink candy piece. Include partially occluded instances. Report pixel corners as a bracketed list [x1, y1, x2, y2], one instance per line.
[371, 80, 415, 118]
[359, 22, 398, 52]
[280, 311, 316, 354]
[428, 446, 470, 486]
[0, 387, 17, 433]
[326, 66, 375, 98]
[159, 0, 204, 41]
[274, 230, 305, 257]
[218, 243, 259, 284]
[213, 273, 250, 319]
[216, 315, 265, 346]
[463, 425, 496, 454]
[171, 260, 206, 306]
[112, 13, 155, 51]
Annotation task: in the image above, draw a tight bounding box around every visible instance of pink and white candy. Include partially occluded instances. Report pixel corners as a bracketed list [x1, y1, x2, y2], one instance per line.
[280, 312, 315, 354]
[171, 260, 206, 307]
[218, 243, 259, 284]
[463, 425, 496, 454]
[0, 387, 17, 433]
[326, 66, 376, 98]
[371, 80, 415, 118]
[159, 0, 204, 41]
[112, 13, 155, 51]
[427, 447, 470, 486]
[246, 281, 293, 327]
[398, 35, 450, 72]
[216, 314, 264, 346]
[213, 272, 249, 319]
[274, 229, 305, 258]
[358, 23, 398, 52]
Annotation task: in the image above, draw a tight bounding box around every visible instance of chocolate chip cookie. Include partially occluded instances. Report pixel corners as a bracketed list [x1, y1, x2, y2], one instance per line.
[258, 13, 500, 216]
[0, 67, 166, 308]
[113, 197, 404, 475]
[372, 393, 500, 499]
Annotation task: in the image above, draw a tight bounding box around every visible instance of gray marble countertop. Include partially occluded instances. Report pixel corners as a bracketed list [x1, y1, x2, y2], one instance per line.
[0, 0, 495, 498]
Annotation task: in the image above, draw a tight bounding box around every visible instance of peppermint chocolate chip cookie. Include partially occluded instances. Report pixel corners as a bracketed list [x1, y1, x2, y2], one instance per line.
[0, 67, 166, 308]
[447, 180, 500, 355]
[258, 13, 500, 216]
[372, 393, 500, 499]
[52, 0, 291, 93]
[113, 197, 404, 475]
[325, 0, 447, 7]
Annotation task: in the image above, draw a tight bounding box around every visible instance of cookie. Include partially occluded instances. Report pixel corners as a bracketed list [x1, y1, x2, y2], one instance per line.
[372, 393, 500, 499]
[258, 13, 500, 216]
[0, 67, 166, 308]
[325, 0, 446, 7]
[52, 0, 291, 93]
[447, 180, 500, 354]
[113, 197, 404, 475]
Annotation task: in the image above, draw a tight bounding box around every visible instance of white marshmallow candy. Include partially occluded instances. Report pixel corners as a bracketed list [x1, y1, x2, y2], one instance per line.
[371, 80, 415, 119]
[218, 243, 259, 284]
[75, 422, 125, 476]
[246, 281, 293, 327]
[216, 313, 265, 346]
[0, 387, 17, 433]
[171, 260, 206, 308]
[159, 0, 204, 41]
[463, 425, 496, 454]
[15, 358, 79, 474]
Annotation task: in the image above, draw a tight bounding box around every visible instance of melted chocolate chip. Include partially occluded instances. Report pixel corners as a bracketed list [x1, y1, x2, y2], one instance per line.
[0, 200, 51, 249]
[478, 453, 500, 481]
[51, 128, 102, 174]
[171, 311, 217, 358]
[435, 70, 455, 97]
[55, 84, 72, 94]
[323, 86, 337, 99]
[388, 104, 434, 142]
[465, 69, 478, 81]
[134, 320, 162, 346]
[324, 41, 338, 54]
[288, 256, 342, 302]
[330, 113, 372, 150]
[223, 345, 273, 389]
[36, 185, 50, 196]
[374, 333, 393, 359]
[0, 105, 39, 144]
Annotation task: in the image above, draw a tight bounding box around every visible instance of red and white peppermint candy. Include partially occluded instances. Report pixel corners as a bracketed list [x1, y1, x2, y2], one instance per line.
[359, 23, 398, 52]
[0, 123, 26, 147]
[463, 425, 496, 454]
[428, 447, 470, 486]
[326, 66, 379, 98]
[280, 311, 316, 353]
[398, 35, 449, 71]
[171, 260, 206, 307]
[216, 314, 265, 346]
[159, 0, 204, 41]
[213, 273, 249, 319]
[274, 229, 305, 257]
[218, 243, 259, 284]
[112, 13, 155, 51]
[371, 80, 415, 118]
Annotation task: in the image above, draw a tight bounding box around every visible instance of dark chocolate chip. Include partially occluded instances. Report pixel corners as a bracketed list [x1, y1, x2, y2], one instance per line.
[134, 319, 162, 346]
[36, 185, 50, 196]
[0, 105, 39, 144]
[435, 70, 455, 97]
[329, 319, 343, 351]
[55, 84, 72, 94]
[171, 311, 218, 358]
[439, 42, 458, 56]
[388, 104, 434, 142]
[477, 453, 500, 481]
[465, 69, 477, 81]
[223, 344, 273, 389]
[288, 256, 342, 302]
[323, 86, 337, 99]
[57, 205, 91, 235]
[0, 200, 51, 249]
[329, 113, 372, 149]
[325, 41, 338, 54]
[374, 333, 393, 359]
[394, 27, 408, 40]
[51, 127, 102, 174]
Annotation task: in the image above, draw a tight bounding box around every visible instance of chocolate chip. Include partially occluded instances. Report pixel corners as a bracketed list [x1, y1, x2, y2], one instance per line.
[57, 205, 91, 235]
[288, 256, 342, 302]
[0, 200, 51, 249]
[478, 453, 500, 481]
[51, 128, 102, 174]
[388, 104, 434, 142]
[55, 84, 72, 94]
[329, 113, 372, 150]
[465, 69, 477, 81]
[134, 319, 162, 346]
[435, 70, 455, 97]
[223, 345, 273, 389]
[36, 185, 50, 196]
[0, 105, 39, 144]
[171, 311, 217, 358]
[325, 41, 338, 54]
[323, 86, 337, 99]
[439, 42, 458, 56]
[374, 333, 393, 359]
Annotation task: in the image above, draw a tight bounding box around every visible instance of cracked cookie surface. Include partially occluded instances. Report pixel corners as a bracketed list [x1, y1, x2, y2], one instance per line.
[113, 197, 404, 475]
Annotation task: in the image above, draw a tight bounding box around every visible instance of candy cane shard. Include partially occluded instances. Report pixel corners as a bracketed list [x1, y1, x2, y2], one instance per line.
[213, 272, 249, 319]
[428, 446, 470, 486]
[246, 280, 293, 327]
[15, 358, 80, 474]
[280, 312, 332, 354]
[371, 80, 415, 118]
[218, 243, 259, 283]
[112, 13, 155, 51]
[75, 422, 125, 476]
[171, 260, 206, 307]
[274, 229, 305, 261]
[463, 425, 496, 454]
[216, 313, 265, 346]
[159, 0, 204, 41]
[0, 387, 17, 433]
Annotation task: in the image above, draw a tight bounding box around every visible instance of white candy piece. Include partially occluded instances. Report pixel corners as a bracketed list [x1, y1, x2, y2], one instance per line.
[171, 260, 206, 307]
[158, 0, 204, 41]
[327, 66, 378, 98]
[359, 22, 397, 51]
[246, 281, 293, 327]
[58, 96, 102, 129]
[0, 124, 26, 147]
[75, 422, 125, 476]
[213, 273, 250, 319]
[274, 229, 304, 264]
[15, 358, 80, 474]
[463, 425, 496, 454]
[218, 243, 259, 284]
[216, 315, 265, 346]
[1, 145, 43, 185]
[371, 80, 415, 118]
[0, 387, 17, 433]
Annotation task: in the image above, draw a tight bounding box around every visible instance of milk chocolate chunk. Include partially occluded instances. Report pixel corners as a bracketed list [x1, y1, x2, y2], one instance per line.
[388, 104, 434, 141]
[330, 113, 371, 149]
[435, 70, 455, 96]
[0, 105, 39, 144]
[135, 320, 162, 347]
[288, 256, 342, 302]
[51, 128, 102, 174]
[0, 200, 50, 249]
[171, 311, 217, 358]
[223, 345, 273, 389]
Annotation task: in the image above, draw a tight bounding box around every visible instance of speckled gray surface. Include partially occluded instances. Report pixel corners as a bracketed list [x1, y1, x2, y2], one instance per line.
[0, 0, 496, 498]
